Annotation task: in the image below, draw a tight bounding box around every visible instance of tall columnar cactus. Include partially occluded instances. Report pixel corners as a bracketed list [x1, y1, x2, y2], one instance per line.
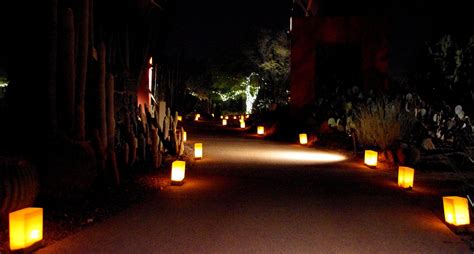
[58, 8, 75, 136]
[163, 110, 170, 142]
[91, 128, 105, 173]
[98, 42, 107, 149]
[89, 0, 94, 53]
[124, 25, 130, 70]
[124, 109, 137, 166]
[170, 111, 179, 154]
[131, 136, 138, 166]
[141, 104, 149, 143]
[173, 111, 179, 132]
[179, 127, 185, 156]
[75, 0, 89, 140]
[153, 109, 160, 130]
[151, 127, 161, 169]
[108, 150, 120, 185]
[122, 142, 129, 167]
[106, 73, 115, 150]
[138, 133, 146, 162]
[47, 0, 58, 136]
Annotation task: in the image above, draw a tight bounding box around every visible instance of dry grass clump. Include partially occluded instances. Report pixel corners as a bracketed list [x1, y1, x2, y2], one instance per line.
[355, 99, 400, 150]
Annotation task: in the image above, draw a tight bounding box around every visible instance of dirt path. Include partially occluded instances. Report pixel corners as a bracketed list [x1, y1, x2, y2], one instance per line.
[38, 120, 470, 253]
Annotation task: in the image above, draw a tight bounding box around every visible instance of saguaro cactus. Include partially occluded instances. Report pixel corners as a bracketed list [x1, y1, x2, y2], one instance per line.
[122, 142, 129, 167]
[58, 8, 75, 136]
[98, 42, 107, 149]
[106, 73, 115, 150]
[47, 0, 58, 136]
[108, 150, 120, 185]
[75, 0, 89, 140]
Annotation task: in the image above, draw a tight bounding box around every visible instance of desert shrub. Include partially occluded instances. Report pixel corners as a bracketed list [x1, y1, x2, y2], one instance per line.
[355, 99, 401, 150]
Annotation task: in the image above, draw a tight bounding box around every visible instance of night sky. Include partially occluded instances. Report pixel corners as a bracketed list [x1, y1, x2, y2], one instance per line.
[0, 0, 473, 77]
[164, 0, 290, 63]
[163, 0, 473, 75]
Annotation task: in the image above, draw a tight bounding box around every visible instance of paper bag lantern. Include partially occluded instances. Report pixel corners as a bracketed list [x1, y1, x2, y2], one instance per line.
[299, 133, 308, 145]
[257, 126, 264, 135]
[9, 207, 43, 251]
[364, 150, 378, 167]
[171, 160, 186, 183]
[194, 114, 200, 121]
[443, 196, 470, 226]
[240, 121, 246, 128]
[398, 166, 415, 188]
[182, 131, 187, 142]
[222, 119, 227, 126]
[194, 143, 203, 159]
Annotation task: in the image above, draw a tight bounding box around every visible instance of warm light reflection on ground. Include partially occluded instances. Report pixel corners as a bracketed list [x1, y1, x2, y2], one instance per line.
[223, 147, 347, 165]
[261, 150, 347, 163]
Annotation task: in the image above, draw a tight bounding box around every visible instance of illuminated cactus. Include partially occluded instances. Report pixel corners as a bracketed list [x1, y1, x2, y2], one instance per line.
[163, 110, 170, 142]
[178, 127, 185, 156]
[151, 127, 162, 169]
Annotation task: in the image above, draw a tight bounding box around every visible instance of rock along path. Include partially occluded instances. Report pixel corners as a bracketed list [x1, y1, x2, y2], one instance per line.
[38, 120, 470, 253]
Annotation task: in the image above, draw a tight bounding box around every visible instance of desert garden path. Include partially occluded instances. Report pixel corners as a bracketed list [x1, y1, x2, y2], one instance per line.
[38, 120, 470, 254]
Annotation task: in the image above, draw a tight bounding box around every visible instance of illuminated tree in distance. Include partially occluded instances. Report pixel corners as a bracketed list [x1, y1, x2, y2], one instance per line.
[246, 29, 290, 106]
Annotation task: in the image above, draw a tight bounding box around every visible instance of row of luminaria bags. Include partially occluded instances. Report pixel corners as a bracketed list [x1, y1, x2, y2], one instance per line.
[7, 114, 469, 251]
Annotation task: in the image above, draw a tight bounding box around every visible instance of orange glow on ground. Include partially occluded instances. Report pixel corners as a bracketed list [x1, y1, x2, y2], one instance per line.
[224, 148, 347, 165]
